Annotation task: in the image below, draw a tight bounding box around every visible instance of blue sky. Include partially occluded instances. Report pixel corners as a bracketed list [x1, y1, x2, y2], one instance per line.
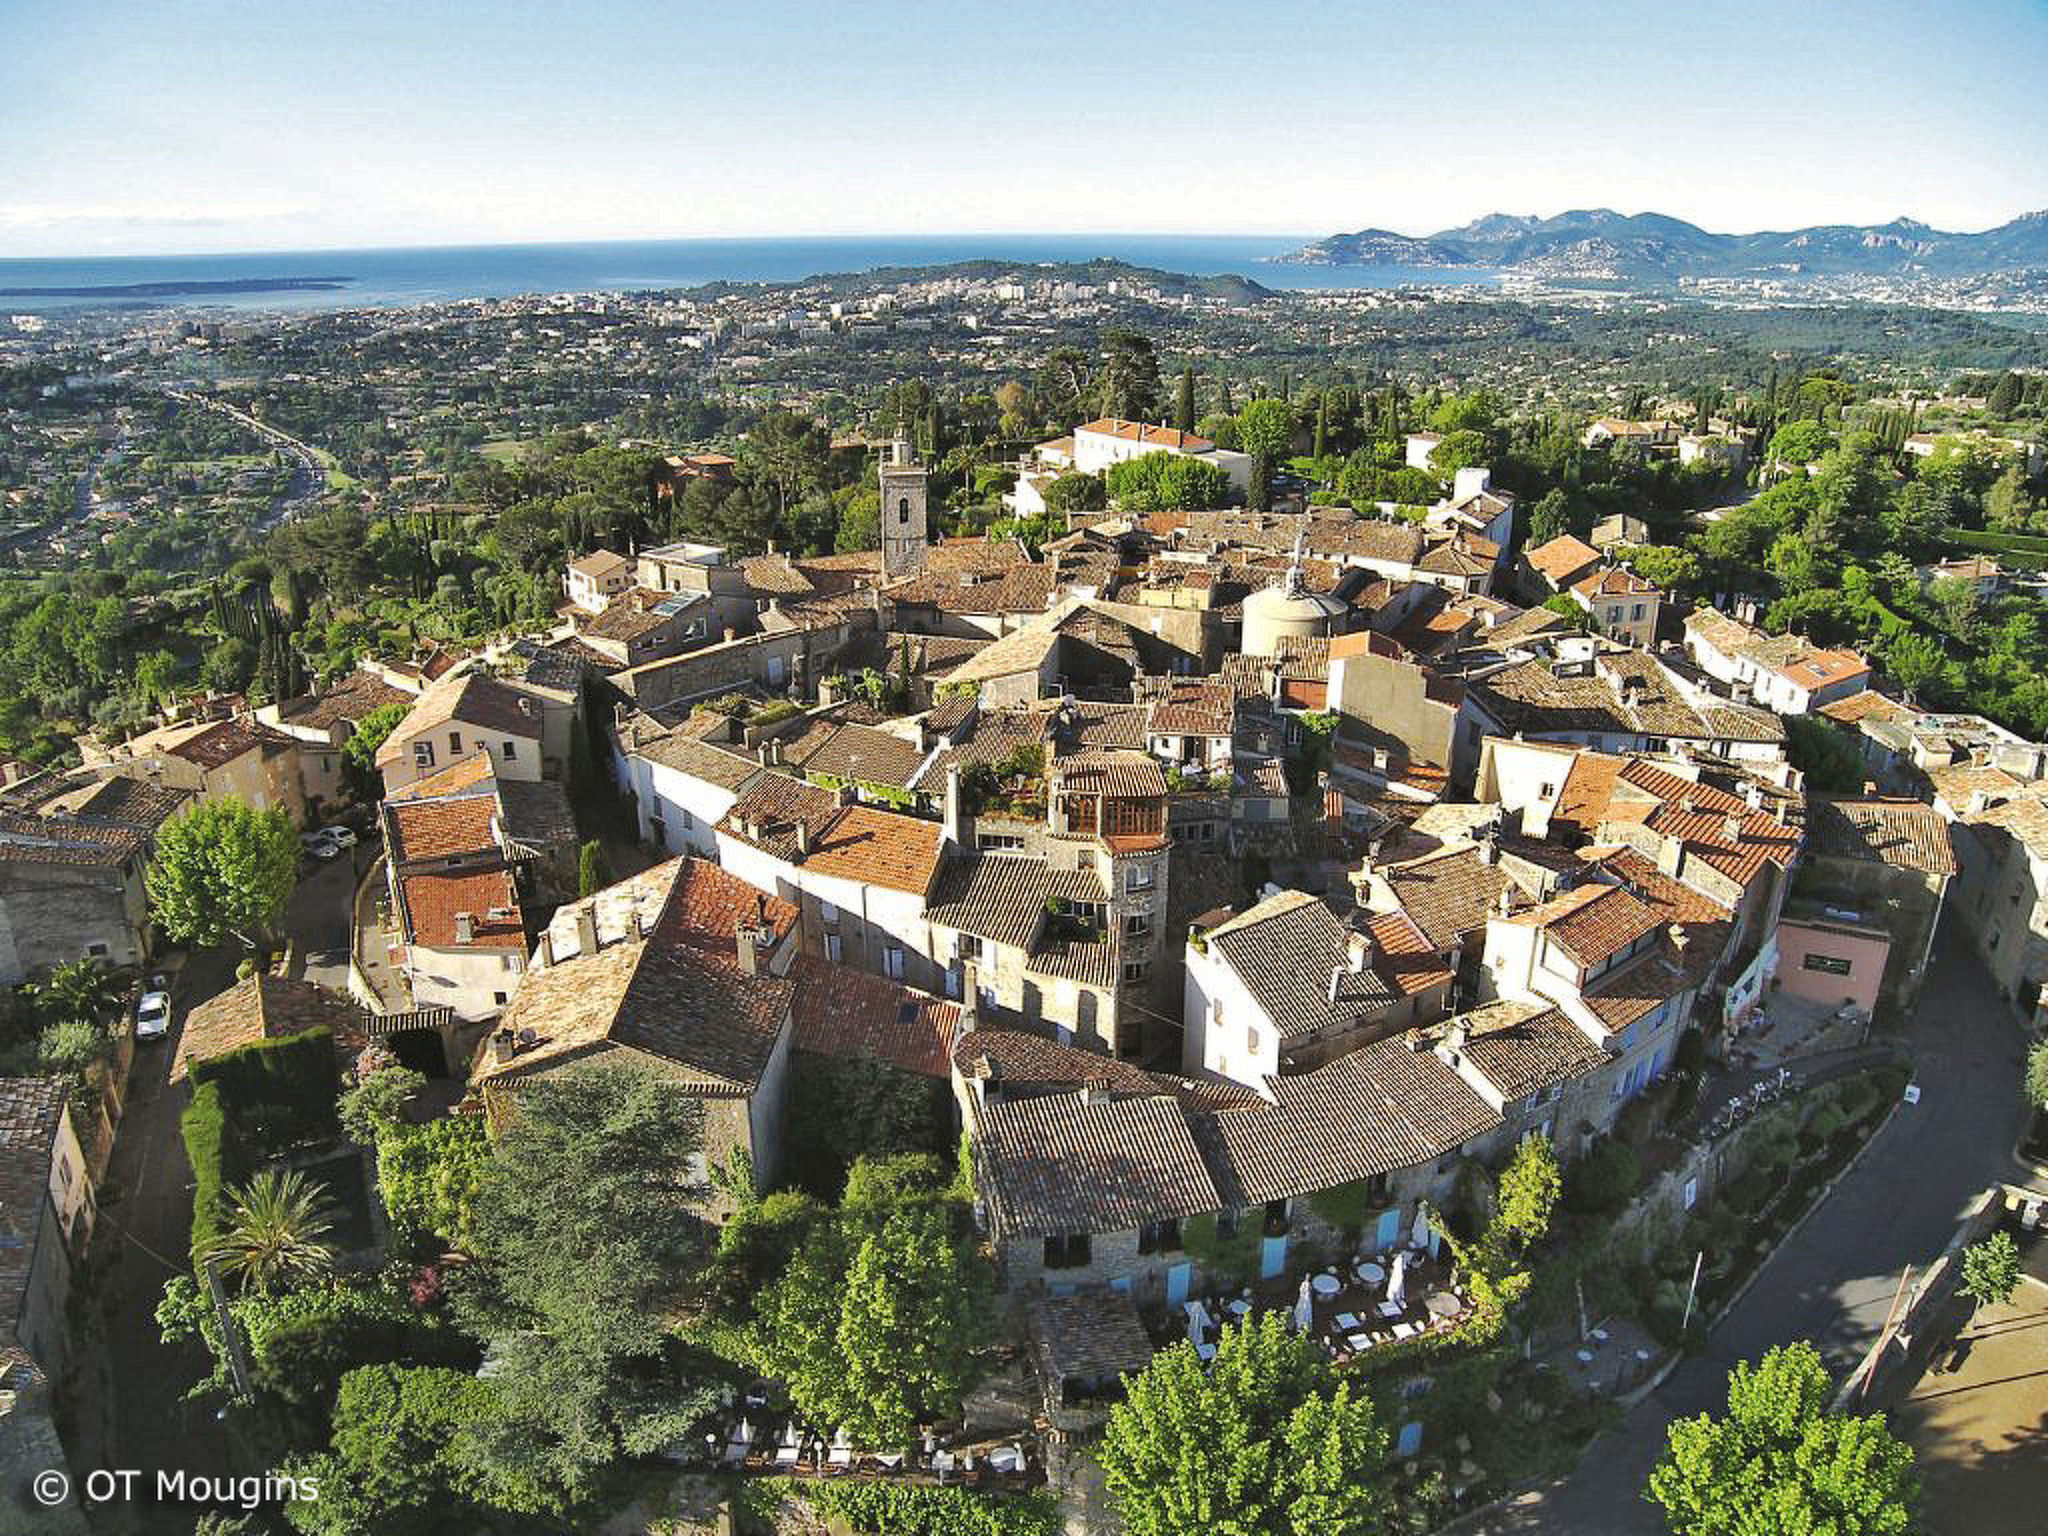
[3, 0, 2045, 255]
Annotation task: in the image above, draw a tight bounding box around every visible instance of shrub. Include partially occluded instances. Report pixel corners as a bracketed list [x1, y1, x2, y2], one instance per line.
[1565, 1141, 1639, 1218]
[802, 1482, 1062, 1536]
[377, 1116, 490, 1250]
[189, 1026, 340, 1155]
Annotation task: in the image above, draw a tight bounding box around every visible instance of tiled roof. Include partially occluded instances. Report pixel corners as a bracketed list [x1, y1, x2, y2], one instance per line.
[1035, 1289, 1156, 1382]
[718, 775, 844, 862]
[385, 753, 496, 801]
[1363, 909, 1455, 998]
[1382, 843, 1521, 951]
[1147, 680, 1235, 738]
[579, 589, 679, 642]
[397, 862, 525, 950]
[496, 779, 578, 851]
[0, 806, 151, 868]
[0, 1077, 64, 1333]
[376, 672, 544, 765]
[568, 549, 633, 578]
[789, 958, 958, 1078]
[386, 795, 497, 865]
[954, 1028, 1250, 1112]
[484, 858, 801, 1091]
[800, 805, 943, 895]
[1204, 892, 1396, 1041]
[173, 975, 365, 1084]
[1075, 418, 1214, 452]
[928, 854, 1103, 949]
[1572, 565, 1661, 601]
[789, 721, 928, 791]
[166, 718, 289, 771]
[1512, 881, 1662, 969]
[1449, 1002, 1606, 1103]
[974, 1091, 1220, 1237]
[1056, 753, 1167, 800]
[1198, 1037, 1499, 1207]
[1806, 798, 1956, 878]
[625, 722, 764, 792]
[1526, 535, 1603, 587]
[1818, 689, 1917, 728]
[278, 669, 414, 731]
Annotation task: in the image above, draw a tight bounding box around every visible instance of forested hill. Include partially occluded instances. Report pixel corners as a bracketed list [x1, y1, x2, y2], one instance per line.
[1289, 208, 2048, 279]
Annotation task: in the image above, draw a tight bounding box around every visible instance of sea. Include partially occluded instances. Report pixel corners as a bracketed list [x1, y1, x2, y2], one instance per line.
[0, 234, 1497, 313]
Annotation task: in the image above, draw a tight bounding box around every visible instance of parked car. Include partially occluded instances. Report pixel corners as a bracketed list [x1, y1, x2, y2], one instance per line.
[323, 826, 359, 850]
[299, 829, 330, 853]
[135, 990, 172, 1041]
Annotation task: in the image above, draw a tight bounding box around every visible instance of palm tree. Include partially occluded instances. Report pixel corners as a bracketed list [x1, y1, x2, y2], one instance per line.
[202, 1168, 338, 1294]
[32, 957, 122, 1028]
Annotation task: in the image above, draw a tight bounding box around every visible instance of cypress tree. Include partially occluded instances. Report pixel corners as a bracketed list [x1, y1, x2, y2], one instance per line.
[1313, 398, 1328, 461]
[1175, 367, 1196, 434]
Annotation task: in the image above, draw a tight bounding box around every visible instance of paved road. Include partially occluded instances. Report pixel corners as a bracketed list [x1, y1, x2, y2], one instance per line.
[288, 844, 366, 995]
[1470, 931, 2041, 1535]
[75, 949, 237, 1536]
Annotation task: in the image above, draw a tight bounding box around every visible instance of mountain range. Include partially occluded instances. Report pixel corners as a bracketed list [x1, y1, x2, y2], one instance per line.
[1285, 208, 2048, 280]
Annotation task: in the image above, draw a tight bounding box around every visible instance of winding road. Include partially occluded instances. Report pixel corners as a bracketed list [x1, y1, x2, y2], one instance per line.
[1468, 931, 2041, 1534]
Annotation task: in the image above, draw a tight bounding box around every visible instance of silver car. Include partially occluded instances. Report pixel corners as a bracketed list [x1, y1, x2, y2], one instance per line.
[136, 990, 172, 1041]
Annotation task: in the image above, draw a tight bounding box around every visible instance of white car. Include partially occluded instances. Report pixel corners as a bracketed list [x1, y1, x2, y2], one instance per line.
[323, 826, 359, 850]
[136, 990, 172, 1041]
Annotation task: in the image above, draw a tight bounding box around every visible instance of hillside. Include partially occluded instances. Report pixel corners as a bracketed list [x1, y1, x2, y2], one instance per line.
[1287, 208, 2048, 280]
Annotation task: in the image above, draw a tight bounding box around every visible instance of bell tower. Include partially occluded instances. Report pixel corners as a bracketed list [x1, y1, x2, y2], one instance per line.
[878, 436, 929, 580]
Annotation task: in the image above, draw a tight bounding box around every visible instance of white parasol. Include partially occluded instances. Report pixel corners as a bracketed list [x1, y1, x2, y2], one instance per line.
[1293, 1277, 1314, 1332]
[1387, 1250, 1409, 1309]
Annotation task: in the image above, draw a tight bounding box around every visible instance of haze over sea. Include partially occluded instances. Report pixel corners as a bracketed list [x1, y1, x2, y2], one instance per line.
[0, 234, 1498, 312]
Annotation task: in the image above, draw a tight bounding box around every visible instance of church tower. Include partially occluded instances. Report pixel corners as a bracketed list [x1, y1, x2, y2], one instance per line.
[878, 437, 930, 580]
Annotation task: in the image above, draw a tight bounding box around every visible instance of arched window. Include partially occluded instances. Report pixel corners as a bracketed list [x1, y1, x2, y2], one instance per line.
[898, 497, 911, 524]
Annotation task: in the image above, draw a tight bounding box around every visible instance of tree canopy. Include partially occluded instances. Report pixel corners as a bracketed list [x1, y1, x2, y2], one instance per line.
[1646, 1342, 1917, 1536]
[146, 798, 299, 950]
[1099, 1313, 1392, 1536]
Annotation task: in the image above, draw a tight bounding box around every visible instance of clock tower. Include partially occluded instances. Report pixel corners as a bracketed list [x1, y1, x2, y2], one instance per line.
[878, 437, 929, 580]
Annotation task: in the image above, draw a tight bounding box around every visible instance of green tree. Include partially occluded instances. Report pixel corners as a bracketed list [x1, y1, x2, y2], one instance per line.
[1528, 488, 1572, 546]
[1958, 1231, 2021, 1309]
[1882, 630, 1951, 704]
[1986, 370, 2022, 418]
[1175, 365, 1197, 434]
[453, 1060, 719, 1504]
[1238, 399, 1295, 512]
[1100, 1313, 1392, 1536]
[202, 1168, 338, 1295]
[1766, 420, 1833, 467]
[378, 1115, 491, 1251]
[1646, 1342, 1917, 1536]
[341, 700, 407, 802]
[1615, 544, 1700, 596]
[1042, 472, 1107, 520]
[835, 487, 880, 554]
[337, 1062, 425, 1145]
[1491, 1132, 1562, 1255]
[2027, 1039, 2048, 1108]
[576, 838, 612, 898]
[1785, 714, 1865, 793]
[30, 956, 123, 1030]
[147, 798, 299, 952]
[1094, 329, 1162, 422]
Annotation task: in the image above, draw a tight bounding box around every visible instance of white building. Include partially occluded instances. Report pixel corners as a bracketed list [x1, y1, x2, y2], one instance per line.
[565, 549, 636, 613]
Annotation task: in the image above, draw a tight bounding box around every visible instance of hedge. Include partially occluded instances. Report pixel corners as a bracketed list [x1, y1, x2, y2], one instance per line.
[181, 1080, 251, 1268]
[799, 1482, 1061, 1536]
[188, 1026, 340, 1155]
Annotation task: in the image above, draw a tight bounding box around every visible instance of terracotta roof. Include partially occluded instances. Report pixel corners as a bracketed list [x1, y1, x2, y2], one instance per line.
[386, 795, 497, 864]
[1362, 909, 1455, 998]
[1382, 843, 1520, 951]
[375, 672, 544, 766]
[1806, 798, 1956, 878]
[278, 669, 413, 731]
[173, 975, 365, 1084]
[1056, 753, 1167, 800]
[789, 721, 928, 791]
[1818, 690, 1917, 728]
[954, 1028, 1250, 1112]
[1075, 418, 1214, 453]
[384, 752, 496, 801]
[0, 1076, 65, 1332]
[1526, 535, 1603, 587]
[568, 549, 633, 579]
[717, 775, 843, 862]
[1511, 881, 1663, 969]
[484, 858, 800, 1091]
[928, 853, 1104, 949]
[799, 804, 943, 895]
[624, 723, 764, 792]
[397, 862, 525, 950]
[789, 958, 959, 1078]
[1146, 681, 1235, 738]
[1572, 565, 1662, 600]
[166, 718, 289, 771]
[1203, 892, 1396, 1041]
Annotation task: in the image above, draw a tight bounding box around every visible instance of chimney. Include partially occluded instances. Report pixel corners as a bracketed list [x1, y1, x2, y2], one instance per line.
[453, 911, 475, 946]
[795, 818, 813, 857]
[769, 736, 785, 766]
[537, 929, 556, 968]
[1444, 1018, 1471, 1054]
[960, 959, 981, 1032]
[576, 903, 599, 959]
[1346, 929, 1371, 974]
[1079, 1077, 1112, 1107]
[735, 922, 762, 975]
[1668, 923, 1690, 955]
[490, 1029, 516, 1065]
[1656, 837, 1684, 879]
[942, 763, 964, 849]
[1721, 812, 1743, 845]
[1327, 964, 1346, 1004]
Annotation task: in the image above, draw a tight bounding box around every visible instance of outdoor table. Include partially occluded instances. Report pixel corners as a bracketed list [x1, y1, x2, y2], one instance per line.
[1347, 1331, 1372, 1350]
[1226, 1298, 1252, 1318]
[1392, 1322, 1418, 1340]
[1356, 1261, 1385, 1286]
[1377, 1300, 1404, 1319]
[1311, 1273, 1341, 1297]
[1426, 1293, 1460, 1319]
[1334, 1311, 1360, 1331]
